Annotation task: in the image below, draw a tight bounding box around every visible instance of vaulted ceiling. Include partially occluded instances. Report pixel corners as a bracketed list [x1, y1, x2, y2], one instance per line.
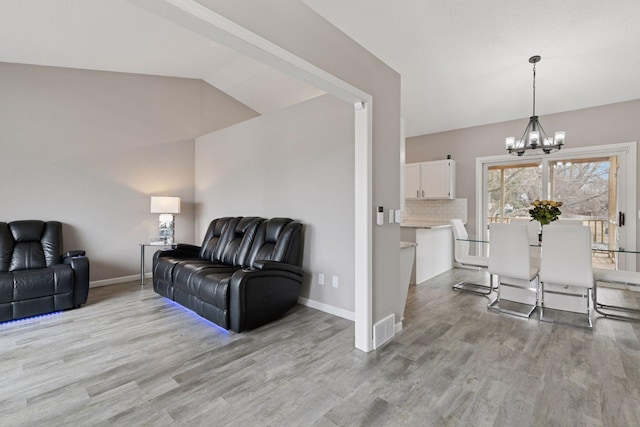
[2, 0, 640, 137]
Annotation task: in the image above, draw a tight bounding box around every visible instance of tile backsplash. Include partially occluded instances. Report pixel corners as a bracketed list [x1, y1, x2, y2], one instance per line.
[404, 198, 467, 223]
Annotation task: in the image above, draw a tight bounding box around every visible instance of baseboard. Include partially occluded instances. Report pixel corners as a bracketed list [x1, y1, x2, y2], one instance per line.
[90, 274, 142, 288]
[395, 321, 403, 334]
[297, 296, 355, 321]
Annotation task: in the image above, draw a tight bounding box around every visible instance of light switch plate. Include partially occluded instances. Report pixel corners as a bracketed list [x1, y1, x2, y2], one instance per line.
[394, 210, 403, 223]
[332, 276, 339, 288]
[389, 209, 395, 223]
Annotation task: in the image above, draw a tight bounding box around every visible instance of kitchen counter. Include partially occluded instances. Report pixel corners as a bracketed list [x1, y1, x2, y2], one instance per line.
[401, 220, 451, 229]
[400, 221, 454, 284]
[400, 241, 417, 249]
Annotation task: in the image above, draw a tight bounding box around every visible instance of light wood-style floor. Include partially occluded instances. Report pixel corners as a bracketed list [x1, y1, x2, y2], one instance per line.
[2, 269, 640, 426]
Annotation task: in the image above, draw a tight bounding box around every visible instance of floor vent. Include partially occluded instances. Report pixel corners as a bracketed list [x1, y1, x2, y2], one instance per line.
[373, 313, 395, 349]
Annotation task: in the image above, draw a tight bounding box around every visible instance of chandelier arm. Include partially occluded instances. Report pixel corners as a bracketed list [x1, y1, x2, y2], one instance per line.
[519, 120, 533, 146]
[536, 119, 550, 142]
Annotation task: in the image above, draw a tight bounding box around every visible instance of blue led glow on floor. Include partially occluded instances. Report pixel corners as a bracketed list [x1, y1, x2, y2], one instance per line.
[165, 299, 230, 335]
[0, 311, 64, 328]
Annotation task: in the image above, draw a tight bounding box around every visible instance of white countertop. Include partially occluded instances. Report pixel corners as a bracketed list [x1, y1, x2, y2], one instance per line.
[400, 219, 451, 229]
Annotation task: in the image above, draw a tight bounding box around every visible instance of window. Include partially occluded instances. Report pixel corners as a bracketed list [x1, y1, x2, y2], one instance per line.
[476, 143, 636, 271]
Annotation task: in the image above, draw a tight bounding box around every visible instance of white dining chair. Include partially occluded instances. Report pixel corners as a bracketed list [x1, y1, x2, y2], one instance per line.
[450, 219, 491, 295]
[539, 224, 595, 328]
[509, 218, 541, 267]
[592, 268, 640, 322]
[487, 222, 539, 318]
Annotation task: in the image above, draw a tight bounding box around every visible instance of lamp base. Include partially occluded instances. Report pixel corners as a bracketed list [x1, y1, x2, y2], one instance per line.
[158, 213, 175, 245]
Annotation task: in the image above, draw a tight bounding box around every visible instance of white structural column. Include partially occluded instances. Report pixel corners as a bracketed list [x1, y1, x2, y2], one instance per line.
[354, 101, 373, 352]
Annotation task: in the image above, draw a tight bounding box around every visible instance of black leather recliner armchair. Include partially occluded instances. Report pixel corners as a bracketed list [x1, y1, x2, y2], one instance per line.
[153, 217, 304, 332]
[0, 220, 90, 322]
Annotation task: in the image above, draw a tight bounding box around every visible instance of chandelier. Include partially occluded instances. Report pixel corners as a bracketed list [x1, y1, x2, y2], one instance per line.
[506, 55, 565, 156]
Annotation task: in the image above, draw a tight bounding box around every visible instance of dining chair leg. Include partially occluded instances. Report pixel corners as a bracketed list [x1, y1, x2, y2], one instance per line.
[593, 281, 640, 322]
[540, 283, 593, 329]
[487, 280, 537, 318]
[452, 281, 493, 295]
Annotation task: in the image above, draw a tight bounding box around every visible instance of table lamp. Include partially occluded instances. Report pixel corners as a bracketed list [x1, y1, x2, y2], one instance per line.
[150, 196, 181, 244]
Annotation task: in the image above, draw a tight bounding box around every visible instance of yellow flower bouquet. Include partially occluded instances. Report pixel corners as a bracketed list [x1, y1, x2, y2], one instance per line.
[529, 199, 563, 225]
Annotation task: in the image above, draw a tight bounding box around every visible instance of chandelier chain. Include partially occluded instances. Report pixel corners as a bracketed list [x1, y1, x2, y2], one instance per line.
[532, 61, 536, 117]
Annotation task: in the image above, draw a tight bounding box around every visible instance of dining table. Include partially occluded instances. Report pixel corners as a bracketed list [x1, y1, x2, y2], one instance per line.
[456, 236, 640, 321]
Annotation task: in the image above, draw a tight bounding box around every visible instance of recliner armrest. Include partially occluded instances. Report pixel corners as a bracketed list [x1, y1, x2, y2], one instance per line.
[229, 267, 304, 332]
[174, 243, 200, 252]
[63, 255, 90, 306]
[252, 260, 304, 277]
[154, 244, 201, 259]
[63, 250, 86, 258]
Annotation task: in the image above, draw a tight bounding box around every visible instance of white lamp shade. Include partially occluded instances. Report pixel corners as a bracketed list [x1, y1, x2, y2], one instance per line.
[150, 196, 181, 214]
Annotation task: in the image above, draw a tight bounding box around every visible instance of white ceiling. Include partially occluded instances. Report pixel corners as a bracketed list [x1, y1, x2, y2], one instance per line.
[2, 1, 640, 137]
[303, 0, 640, 136]
[0, 0, 324, 114]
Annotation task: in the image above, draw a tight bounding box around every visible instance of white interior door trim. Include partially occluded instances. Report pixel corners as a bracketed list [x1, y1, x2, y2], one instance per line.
[128, 0, 375, 351]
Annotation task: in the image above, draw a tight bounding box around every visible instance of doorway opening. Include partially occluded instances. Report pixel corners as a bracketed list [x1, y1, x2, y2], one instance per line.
[477, 142, 636, 271]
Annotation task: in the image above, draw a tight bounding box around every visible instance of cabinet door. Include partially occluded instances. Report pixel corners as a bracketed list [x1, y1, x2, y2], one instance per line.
[404, 164, 421, 198]
[421, 161, 454, 199]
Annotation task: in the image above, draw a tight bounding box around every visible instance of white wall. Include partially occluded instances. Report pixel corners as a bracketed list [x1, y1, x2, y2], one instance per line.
[0, 62, 257, 281]
[406, 99, 640, 243]
[195, 95, 356, 313]
[199, 0, 402, 326]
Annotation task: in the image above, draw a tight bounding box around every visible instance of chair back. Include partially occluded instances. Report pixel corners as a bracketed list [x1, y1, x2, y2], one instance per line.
[509, 219, 539, 245]
[215, 217, 265, 267]
[0, 221, 63, 272]
[509, 218, 541, 261]
[199, 217, 235, 260]
[247, 218, 304, 268]
[540, 224, 593, 288]
[450, 219, 469, 263]
[488, 223, 531, 280]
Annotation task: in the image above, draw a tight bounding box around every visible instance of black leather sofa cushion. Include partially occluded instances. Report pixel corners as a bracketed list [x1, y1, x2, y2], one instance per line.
[153, 217, 238, 287]
[0, 272, 13, 303]
[153, 217, 304, 332]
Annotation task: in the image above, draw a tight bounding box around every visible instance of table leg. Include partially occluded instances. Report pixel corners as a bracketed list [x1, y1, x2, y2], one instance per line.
[140, 244, 145, 286]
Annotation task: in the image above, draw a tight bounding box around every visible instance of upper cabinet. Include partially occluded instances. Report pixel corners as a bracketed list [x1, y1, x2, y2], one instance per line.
[404, 160, 455, 199]
[404, 163, 422, 199]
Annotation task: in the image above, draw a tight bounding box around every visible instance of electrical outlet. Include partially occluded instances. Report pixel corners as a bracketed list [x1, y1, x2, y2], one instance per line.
[332, 276, 339, 288]
[318, 273, 325, 285]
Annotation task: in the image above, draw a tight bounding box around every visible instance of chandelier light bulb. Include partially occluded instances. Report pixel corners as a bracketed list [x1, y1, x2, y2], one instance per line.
[505, 137, 515, 149]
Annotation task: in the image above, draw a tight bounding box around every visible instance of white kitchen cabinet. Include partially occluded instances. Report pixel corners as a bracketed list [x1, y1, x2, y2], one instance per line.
[404, 163, 421, 199]
[404, 160, 455, 199]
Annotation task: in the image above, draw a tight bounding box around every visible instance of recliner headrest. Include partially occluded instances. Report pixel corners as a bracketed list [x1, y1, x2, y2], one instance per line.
[264, 218, 292, 243]
[9, 220, 45, 242]
[0, 220, 63, 272]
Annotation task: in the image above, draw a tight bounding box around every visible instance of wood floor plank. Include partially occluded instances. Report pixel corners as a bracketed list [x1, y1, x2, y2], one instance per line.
[2, 271, 640, 426]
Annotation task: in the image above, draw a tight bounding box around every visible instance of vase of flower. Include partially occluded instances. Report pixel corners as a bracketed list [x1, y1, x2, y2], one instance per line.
[529, 200, 563, 237]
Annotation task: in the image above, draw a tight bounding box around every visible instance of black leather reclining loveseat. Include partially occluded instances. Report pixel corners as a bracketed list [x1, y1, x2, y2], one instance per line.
[0, 220, 90, 322]
[153, 217, 304, 332]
